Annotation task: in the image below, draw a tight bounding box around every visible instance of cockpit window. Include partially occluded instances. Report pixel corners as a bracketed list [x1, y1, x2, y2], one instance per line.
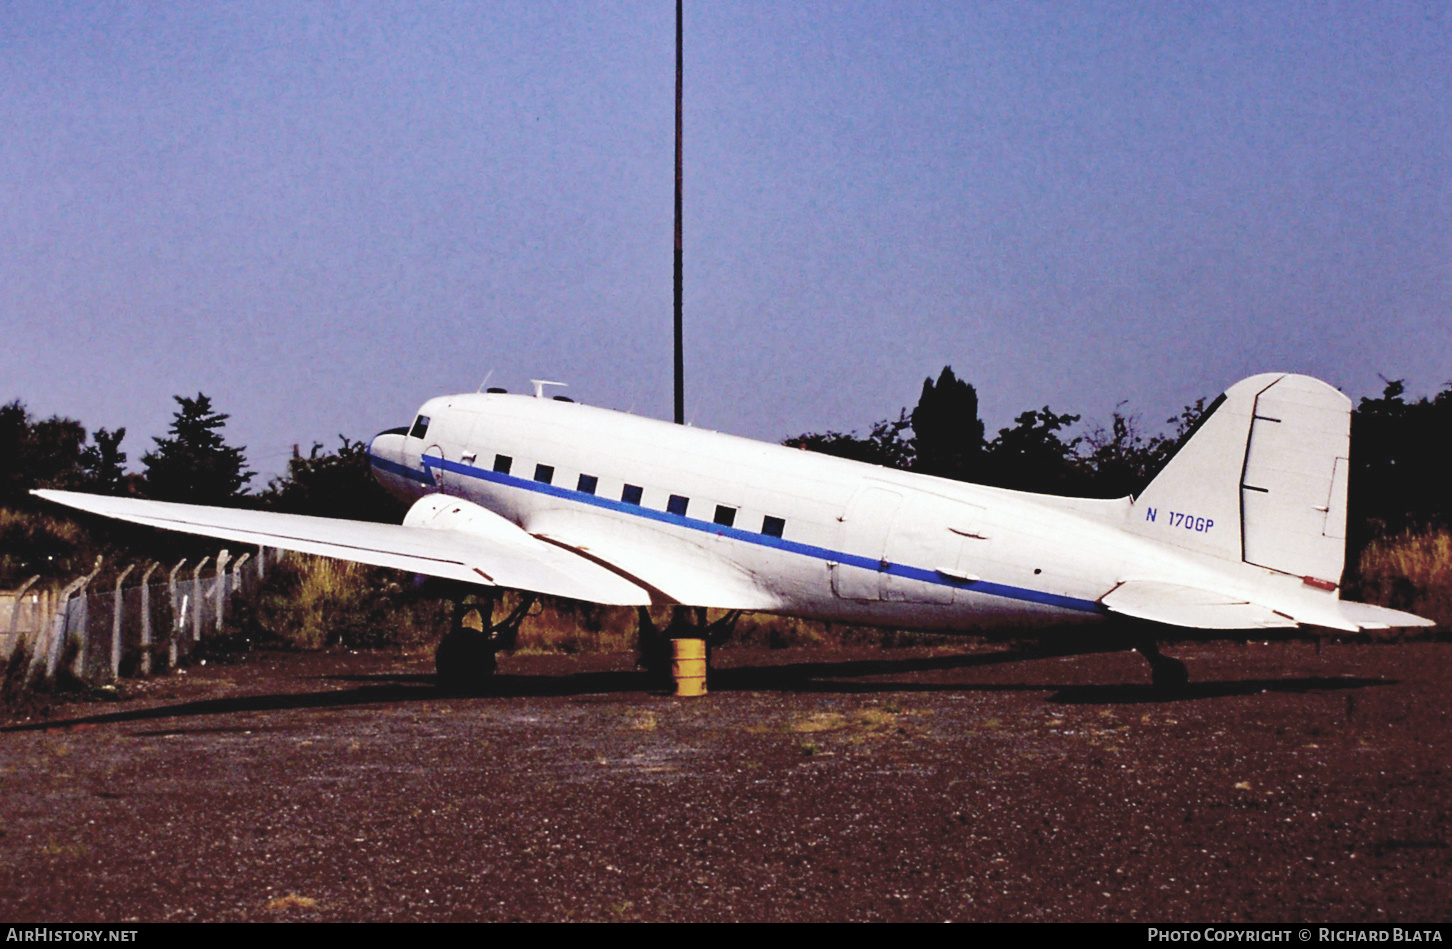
[408, 415, 431, 439]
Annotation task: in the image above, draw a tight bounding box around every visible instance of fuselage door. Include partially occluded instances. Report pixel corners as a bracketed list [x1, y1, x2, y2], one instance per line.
[831, 486, 903, 600]
[425, 408, 482, 496]
[876, 493, 989, 604]
[422, 445, 445, 491]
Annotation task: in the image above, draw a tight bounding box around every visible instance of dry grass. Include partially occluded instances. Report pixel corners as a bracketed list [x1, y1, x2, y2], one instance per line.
[788, 706, 912, 735]
[264, 893, 320, 913]
[503, 592, 639, 654]
[186, 530, 1452, 654]
[503, 602, 955, 655]
[624, 709, 658, 731]
[232, 554, 449, 649]
[1355, 529, 1452, 629]
[229, 563, 941, 656]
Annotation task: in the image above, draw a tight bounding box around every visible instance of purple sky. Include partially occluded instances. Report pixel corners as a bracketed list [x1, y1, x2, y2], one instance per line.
[3, 2, 1448, 482]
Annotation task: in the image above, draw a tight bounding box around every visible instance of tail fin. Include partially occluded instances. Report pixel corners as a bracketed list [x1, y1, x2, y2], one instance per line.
[1130, 373, 1351, 588]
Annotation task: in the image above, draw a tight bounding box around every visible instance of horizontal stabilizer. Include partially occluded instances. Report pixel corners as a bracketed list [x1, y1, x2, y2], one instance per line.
[1335, 600, 1437, 630]
[1101, 581, 1298, 630]
[33, 490, 651, 606]
[1102, 579, 1436, 633]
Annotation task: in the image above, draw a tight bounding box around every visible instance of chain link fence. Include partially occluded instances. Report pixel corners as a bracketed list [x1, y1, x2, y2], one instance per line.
[1, 547, 278, 693]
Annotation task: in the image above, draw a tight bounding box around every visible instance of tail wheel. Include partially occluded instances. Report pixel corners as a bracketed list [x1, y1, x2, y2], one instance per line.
[1136, 639, 1190, 691]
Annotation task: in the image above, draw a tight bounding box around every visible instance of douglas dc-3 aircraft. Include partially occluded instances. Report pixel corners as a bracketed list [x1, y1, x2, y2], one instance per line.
[36, 372, 1432, 689]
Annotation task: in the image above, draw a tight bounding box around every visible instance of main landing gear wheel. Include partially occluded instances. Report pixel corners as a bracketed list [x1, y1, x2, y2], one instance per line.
[434, 588, 536, 694]
[435, 628, 498, 693]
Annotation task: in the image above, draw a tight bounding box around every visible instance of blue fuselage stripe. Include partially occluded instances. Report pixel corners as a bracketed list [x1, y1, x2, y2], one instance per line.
[370, 452, 1104, 615]
[370, 453, 435, 485]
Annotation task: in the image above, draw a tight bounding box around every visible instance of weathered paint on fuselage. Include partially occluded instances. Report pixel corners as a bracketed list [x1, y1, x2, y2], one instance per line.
[366, 393, 1235, 632]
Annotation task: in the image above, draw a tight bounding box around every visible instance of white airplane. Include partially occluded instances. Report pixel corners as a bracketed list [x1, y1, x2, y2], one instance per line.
[35, 372, 1433, 689]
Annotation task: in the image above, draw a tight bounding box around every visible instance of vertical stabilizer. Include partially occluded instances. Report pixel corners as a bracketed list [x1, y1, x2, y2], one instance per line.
[1130, 373, 1351, 586]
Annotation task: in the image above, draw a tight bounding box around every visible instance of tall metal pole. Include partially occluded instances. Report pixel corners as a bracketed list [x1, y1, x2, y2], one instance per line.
[673, 0, 685, 425]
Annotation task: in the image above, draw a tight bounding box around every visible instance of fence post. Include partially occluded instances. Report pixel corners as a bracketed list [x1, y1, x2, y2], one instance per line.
[256, 546, 267, 581]
[27, 586, 73, 686]
[26, 589, 52, 684]
[213, 549, 230, 635]
[167, 558, 187, 670]
[64, 558, 104, 682]
[190, 557, 210, 644]
[230, 553, 252, 625]
[138, 562, 160, 676]
[32, 560, 100, 686]
[6, 575, 40, 664]
[110, 563, 137, 682]
[232, 552, 251, 589]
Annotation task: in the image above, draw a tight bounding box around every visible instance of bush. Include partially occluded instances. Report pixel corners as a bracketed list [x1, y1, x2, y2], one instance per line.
[228, 554, 449, 649]
[1351, 529, 1452, 630]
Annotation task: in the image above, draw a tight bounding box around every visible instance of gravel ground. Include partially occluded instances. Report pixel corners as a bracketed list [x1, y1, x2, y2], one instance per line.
[0, 639, 1448, 922]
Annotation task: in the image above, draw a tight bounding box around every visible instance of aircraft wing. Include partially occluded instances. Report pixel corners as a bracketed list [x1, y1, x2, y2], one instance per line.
[526, 509, 786, 610]
[32, 490, 652, 606]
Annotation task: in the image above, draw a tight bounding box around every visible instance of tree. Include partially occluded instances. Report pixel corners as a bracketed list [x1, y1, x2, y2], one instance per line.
[786, 365, 988, 475]
[785, 412, 914, 470]
[142, 394, 253, 504]
[0, 399, 119, 505]
[262, 436, 406, 522]
[909, 366, 984, 481]
[981, 407, 1082, 495]
[0, 400, 34, 505]
[1077, 400, 1209, 499]
[79, 427, 128, 495]
[1349, 379, 1452, 539]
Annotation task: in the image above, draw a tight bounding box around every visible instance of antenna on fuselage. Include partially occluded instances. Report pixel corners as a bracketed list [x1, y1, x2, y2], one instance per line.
[477, 370, 494, 393]
[672, 0, 685, 425]
[530, 379, 568, 399]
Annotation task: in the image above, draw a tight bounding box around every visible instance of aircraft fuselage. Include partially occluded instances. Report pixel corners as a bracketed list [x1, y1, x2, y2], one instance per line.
[367, 392, 1237, 633]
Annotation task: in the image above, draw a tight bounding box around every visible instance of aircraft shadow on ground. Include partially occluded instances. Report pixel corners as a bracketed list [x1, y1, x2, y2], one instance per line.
[0, 647, 1394, 733]
[705, 653, 1391, 705]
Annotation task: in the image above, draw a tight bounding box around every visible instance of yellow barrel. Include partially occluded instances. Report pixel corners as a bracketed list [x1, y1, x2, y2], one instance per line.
[671, 638, 708, 697]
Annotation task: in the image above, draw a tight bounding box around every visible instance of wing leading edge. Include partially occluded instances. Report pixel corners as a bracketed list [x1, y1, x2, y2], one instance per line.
[32, 490, 651, 607]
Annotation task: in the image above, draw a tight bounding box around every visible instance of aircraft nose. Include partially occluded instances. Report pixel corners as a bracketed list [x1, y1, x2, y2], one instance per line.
[368, 427, 416, 497]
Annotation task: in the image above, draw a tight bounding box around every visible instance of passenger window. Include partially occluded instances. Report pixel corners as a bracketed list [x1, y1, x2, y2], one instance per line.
[493, 454, 512, 475]
[713, 505, 737, 528]
[577, 474, 598, 495]
[534, 464, 554, 485]
[762, 516, 785, 538]
[667, 495, 689, 516]
[408, 415, 431, 439]
[622, 484, 643, 505]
